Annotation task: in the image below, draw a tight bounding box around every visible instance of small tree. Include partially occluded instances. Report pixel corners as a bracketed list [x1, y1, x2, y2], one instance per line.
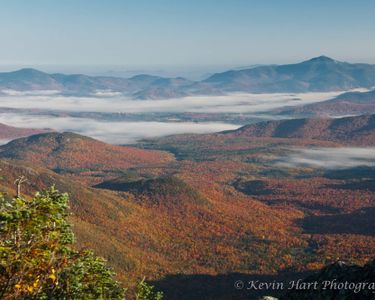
[0, 186, 162, 299]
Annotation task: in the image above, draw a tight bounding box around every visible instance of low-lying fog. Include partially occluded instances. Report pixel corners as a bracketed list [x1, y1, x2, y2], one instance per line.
[0, 90, 348, 114]
[278, 147, 375, 169]
[0, 90, 363, 143]
[0, 113, 238, 144]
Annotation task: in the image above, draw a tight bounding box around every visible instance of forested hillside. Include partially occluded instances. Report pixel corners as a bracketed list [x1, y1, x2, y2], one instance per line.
[223, 114, 375, 146]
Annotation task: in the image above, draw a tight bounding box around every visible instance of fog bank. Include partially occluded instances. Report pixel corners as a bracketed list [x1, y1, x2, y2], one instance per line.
[278, 147, 375, 169]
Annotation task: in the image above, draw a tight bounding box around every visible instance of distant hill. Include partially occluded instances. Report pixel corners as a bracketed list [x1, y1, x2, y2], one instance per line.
[1, 56, 375, 98]
[132, 77, 193, 99]
[0, 132, 174, 184]
[280, 89, 375, 117]
[96, 175, 209, 208]
[334, 89, 375, 103]
[0, 68, 61, 91]
[0, 122, 51, 140]
[223, 114, 375, 146]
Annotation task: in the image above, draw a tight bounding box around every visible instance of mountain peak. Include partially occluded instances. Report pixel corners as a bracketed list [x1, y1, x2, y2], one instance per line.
[129, 74, 162, 81]
[305, 55, 336, 63]
[13, 68, 47, 75]
[3, 68, 51, 80]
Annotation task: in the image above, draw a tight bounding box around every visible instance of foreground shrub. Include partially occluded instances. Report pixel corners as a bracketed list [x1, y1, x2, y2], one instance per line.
[0, 186, 162, 299]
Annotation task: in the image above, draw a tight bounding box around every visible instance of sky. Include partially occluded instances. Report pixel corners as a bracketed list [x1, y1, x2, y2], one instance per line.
[0, 0, 375, 70]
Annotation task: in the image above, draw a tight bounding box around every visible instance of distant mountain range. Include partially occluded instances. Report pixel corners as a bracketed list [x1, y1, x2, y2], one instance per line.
[200, 56, 375, 94]
[1, 56, 375, 99]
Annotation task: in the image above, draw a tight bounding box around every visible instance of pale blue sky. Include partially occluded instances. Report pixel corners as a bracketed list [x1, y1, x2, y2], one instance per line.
[0, 0, 374, 68]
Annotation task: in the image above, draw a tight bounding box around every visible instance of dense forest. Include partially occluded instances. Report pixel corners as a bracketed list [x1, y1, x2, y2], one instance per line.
[0, 113, 373, 299]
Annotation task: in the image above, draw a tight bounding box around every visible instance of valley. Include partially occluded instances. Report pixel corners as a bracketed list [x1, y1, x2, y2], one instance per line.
[0, 114, 373, 299]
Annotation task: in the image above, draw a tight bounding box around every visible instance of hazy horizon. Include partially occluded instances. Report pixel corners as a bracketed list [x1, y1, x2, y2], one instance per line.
[1, 54, 375, 82]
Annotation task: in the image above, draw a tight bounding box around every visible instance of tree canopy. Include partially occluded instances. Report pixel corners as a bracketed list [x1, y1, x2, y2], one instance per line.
[0, 186, 162, 300]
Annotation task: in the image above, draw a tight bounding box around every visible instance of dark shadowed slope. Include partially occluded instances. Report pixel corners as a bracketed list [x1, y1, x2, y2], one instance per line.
[95, 175, 209, 208]
[282, 259, 375, 299]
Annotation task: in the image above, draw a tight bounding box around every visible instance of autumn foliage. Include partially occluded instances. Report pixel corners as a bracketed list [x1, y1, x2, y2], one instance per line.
[0, 114, 373, 299]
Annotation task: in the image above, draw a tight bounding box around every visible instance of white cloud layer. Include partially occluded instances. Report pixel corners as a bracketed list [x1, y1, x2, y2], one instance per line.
[0, 91, 359, 114]
[0, 113, 238, 144]
[0, 89, 367, 144]
[1, 89, 61, 96]
[278, 147, 375, 169]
